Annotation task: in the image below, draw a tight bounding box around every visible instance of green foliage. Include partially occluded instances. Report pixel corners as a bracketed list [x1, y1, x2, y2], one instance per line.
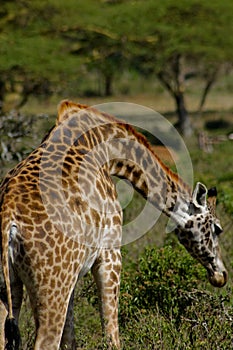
[219, 183, 233, 214]
[120, 297, 233, 349]
[1, 0, 233, 111]
[119, 239, 233, 348]
[120, 239, 206, 323]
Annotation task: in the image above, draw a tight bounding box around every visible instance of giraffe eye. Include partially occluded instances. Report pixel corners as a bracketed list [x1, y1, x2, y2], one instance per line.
[214, 224, 223, 236]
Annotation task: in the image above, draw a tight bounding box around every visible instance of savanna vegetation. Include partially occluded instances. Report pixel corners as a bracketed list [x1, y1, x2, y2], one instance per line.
[0, 0, 233, 349]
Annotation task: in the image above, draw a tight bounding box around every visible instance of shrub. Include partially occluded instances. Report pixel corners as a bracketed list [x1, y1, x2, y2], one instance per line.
[119, 238, 233, 348]
[120, 238, 207, 323]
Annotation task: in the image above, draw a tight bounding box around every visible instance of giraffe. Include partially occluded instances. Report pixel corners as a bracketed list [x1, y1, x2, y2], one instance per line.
[0, 100, 227, 350]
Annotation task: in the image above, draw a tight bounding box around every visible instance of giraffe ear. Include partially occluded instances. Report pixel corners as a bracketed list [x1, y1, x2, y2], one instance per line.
[192, 182, 208, 208]
[207, 186, 217, 214]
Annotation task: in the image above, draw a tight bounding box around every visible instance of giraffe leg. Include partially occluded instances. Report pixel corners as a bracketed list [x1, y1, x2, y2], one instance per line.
[60, 290, 76, 350]
[25, 264, 78, 350]
[32, 289, 73, 350]
[92, 249, 122, 349]
[11, 278, 23, 323]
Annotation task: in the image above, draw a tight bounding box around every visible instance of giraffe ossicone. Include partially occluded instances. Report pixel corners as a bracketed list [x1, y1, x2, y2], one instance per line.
[0, 100, 227, 350]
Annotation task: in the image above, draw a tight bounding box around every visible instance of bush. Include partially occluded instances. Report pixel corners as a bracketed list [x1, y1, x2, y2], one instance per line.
[120, 239, 206, 323]
[119, 239, 233, 348]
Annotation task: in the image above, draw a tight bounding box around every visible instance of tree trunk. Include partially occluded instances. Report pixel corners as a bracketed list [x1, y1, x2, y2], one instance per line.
[175, 92, 193, 137]
[157, 55, 193, 137]
[198, 68, 218, 112]
[0, 79, 5, 113]
[104, 73, 113, 96]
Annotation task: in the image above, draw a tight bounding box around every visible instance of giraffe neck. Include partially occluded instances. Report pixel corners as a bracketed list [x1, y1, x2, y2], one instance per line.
[108, 131, 192, 226]
[55, 101, 192, 227]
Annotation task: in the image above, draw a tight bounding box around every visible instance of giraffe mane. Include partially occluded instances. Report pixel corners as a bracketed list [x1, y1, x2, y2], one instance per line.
[57, 100, 89, 125]
[57, 100, 191, 196]
[123, 123, 191, 195]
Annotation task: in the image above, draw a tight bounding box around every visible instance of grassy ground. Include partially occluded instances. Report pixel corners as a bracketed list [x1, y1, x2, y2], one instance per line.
[1, 92, 233, 349]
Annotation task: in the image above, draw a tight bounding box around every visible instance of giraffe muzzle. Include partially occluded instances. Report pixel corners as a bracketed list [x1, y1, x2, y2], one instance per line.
[208, 270, 228, 288]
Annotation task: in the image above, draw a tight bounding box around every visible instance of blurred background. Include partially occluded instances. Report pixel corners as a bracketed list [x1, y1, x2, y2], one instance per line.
[0, 1, 233, 348]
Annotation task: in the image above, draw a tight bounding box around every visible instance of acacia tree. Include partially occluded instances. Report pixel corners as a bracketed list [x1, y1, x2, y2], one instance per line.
[64, 0, 232, 135]
[158, 1, 232, 135]
[59, 26, 126, 96]
[0, 1, 51, 109]
[0, 0, 83, 110]
[0, 0, 232, 131]
[123, 0, 233, 135]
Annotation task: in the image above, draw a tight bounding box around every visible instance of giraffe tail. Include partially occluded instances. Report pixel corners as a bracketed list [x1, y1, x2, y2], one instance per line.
[5, 318, 20, 350]
[1, 223, 20, 350]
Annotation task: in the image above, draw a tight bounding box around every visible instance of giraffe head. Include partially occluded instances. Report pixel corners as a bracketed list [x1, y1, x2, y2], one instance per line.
[175, 182, 227, 287]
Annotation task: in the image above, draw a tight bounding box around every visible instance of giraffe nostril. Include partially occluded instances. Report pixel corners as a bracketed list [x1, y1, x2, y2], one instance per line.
[222, 270, 228, 283]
